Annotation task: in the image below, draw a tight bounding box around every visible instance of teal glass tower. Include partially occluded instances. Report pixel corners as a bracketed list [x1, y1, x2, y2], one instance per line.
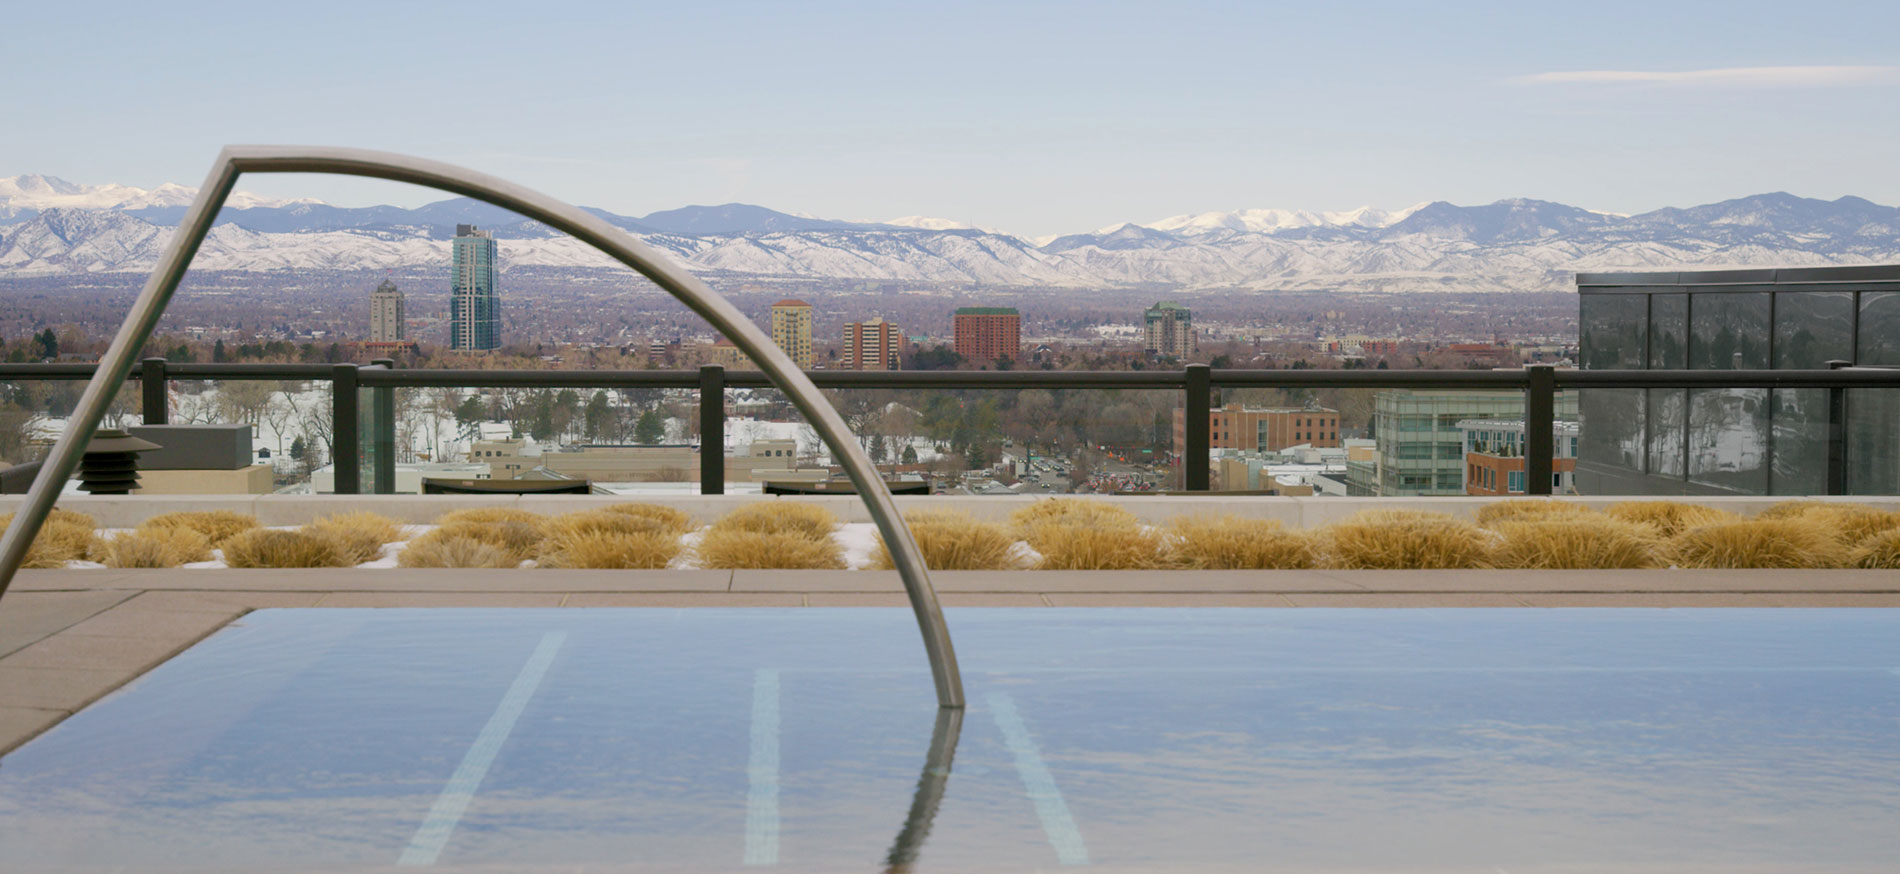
[450, 224, 500, 350]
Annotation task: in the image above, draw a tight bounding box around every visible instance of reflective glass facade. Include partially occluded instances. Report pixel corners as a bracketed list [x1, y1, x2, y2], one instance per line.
[1576, 266, 1900, 496]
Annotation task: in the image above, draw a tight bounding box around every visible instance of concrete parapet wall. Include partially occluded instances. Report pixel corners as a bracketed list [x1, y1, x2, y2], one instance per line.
[4, 493, 1898, 530]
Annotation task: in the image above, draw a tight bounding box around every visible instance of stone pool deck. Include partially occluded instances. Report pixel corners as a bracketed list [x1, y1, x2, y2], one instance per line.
[2, 566, 1898, 755]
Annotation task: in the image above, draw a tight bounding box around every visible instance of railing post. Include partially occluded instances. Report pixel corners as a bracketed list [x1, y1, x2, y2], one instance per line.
[369, 358, 396, 494]
[1525, 364, 1555, 495]
[332, 364, 359, 495]
[700, 365, 725, 495]
[1826, 360, 1850, 495]
[139, 357, 168, 425]
[1184, 363, 1211, 491]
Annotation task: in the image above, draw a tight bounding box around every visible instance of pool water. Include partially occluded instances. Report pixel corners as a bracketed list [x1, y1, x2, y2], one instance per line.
[1, 607, 1897, 872]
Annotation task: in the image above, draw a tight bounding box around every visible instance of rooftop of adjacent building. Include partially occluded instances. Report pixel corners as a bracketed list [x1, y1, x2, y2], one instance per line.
[1457, 418, 1582, 435]
[771, 299, 812, 308]
[954, 307, 1019, 316]
[453, 224, 492, 239]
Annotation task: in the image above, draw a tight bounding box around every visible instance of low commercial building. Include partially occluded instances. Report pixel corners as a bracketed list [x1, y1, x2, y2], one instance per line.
[1458, 418, 1581, 496]
[1171, 405, 1340, 457]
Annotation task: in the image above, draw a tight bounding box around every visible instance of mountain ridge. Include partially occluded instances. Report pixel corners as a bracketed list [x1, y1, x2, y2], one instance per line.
[3, 184, 1897, 292]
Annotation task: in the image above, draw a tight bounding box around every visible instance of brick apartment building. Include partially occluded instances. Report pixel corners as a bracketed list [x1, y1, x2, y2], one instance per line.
[841, 317, 905, 370]
[1171, 405, 1341, 457]
[952, 307, 1020, 365]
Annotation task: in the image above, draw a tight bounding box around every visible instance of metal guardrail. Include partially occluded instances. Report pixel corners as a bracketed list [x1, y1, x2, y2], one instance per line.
[8, 360, 1900, 497]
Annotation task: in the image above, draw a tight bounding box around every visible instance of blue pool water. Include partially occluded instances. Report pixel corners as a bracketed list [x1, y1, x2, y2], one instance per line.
[1, 607, 1898, 872]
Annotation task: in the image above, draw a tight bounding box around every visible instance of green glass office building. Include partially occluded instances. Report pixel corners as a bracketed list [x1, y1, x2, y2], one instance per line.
[450, 224, 500, 351]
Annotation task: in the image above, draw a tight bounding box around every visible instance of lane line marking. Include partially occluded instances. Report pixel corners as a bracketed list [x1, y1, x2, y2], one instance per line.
[398, 631, 567, 867]
[744, 668, 781, 866]
[987, 690, 1089, 866]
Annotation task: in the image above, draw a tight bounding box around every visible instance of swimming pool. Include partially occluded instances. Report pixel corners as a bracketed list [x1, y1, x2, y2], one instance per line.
[2, 607, 1896, 871]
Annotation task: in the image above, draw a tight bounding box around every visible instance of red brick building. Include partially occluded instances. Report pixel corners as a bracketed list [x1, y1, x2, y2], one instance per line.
[1459, 418, 1580, 495]
[1171, 405, 1340, 456]
[842, 317, 905, 370]
[952, 307, 1019, 365]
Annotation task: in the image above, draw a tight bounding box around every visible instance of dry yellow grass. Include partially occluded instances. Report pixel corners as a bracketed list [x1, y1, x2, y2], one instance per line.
[869, 510, 1026, 571]
[1164, 516, 1317, 570]
[1848, 528, 1900, 569]
[1009, 498, 1137, 544]
[97, 527, 212, 569]
[1603, 501, 1741, 538]
[1669, 518, 1846, 569]
[424, 519, 544, 565]
[221, 528, 350, 568]
[433, 506, 547, 529]
[0, 509, 103, 568]
[1754, 502, 1900, 547]
[709, 502, 837, 541]
[1321, 509, 1497, 570]
[135, 510, 259, 547]
[694, 528, 845, 569]
[1490, 517, 1664, 569]
[543, 510, 680, 540]
[1030, 522, 1169, 570]
[537, 530, 682, 569]
[595, 503, 695, 536]
[397, 534, 515, 569]
[1475, 499, 1597, 527]
[306, 512, 405, 565]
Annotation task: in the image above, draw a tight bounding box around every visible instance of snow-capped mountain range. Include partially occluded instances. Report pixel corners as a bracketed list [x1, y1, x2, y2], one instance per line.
[3, 174, 1898, 292]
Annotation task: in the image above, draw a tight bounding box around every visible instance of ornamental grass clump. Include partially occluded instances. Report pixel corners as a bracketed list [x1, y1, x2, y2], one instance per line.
[1848, 528, 1900, 569]
[423, 520, 544, 565]
[1490, 517, 1664, 570]
[397, 534, 514, 569]
[97, 527, 212, 568]
[870, 510, 1025, 571]
[1322, 509, 1497, 570]
[694, 528, 846, 570]
[1475, 499, 1598, 527]
[1603, 501, 1741, 538]
[433, 506, 547, 529]
[306, 512, 404, 565]
[1668, 518, 1845, 569]
[221, 528, 350, 569]
[1755, 501, 1900, 547]
[135, 510, 259, 547]
[537, 529, 683, 569]
[710, 502, 838, 541]
[543, 510, 678, 540]
[1164, 516, 1317, 570]
[0, 509, 103, 568]
[1008, 498, 1137, 549]
[595, 503, 694, 536]
[1030, 523, 1169, 570]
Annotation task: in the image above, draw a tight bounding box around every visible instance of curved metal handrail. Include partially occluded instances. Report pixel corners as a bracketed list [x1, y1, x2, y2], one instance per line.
[0, 146, 964, 709]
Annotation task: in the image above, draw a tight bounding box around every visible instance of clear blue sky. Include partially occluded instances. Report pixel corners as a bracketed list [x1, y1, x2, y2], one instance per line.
[6, 0, 1897, 235]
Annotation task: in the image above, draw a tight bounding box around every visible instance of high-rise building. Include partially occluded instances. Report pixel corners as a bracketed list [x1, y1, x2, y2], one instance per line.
[770, 299, 813, 368]
[450, 224, 500, 351]
[368, 279, 405, 343]
[1144, 301, 1195, 358]
[842, 317, 904, 370]
[953, 306, 1020, 366]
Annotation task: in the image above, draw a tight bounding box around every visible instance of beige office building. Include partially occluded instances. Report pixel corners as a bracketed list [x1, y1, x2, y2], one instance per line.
[369, 279, 405, 343]
[770, 299, 814, 368]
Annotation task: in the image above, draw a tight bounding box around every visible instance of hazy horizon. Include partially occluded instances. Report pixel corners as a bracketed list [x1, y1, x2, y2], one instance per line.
[6, 1, 1898, 237]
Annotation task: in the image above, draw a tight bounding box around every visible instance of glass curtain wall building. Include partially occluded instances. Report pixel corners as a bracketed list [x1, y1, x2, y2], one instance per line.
[1576, 265, 1900, 496]
[1348, 390, 1577, 496]
[450, 224, 500, 351]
